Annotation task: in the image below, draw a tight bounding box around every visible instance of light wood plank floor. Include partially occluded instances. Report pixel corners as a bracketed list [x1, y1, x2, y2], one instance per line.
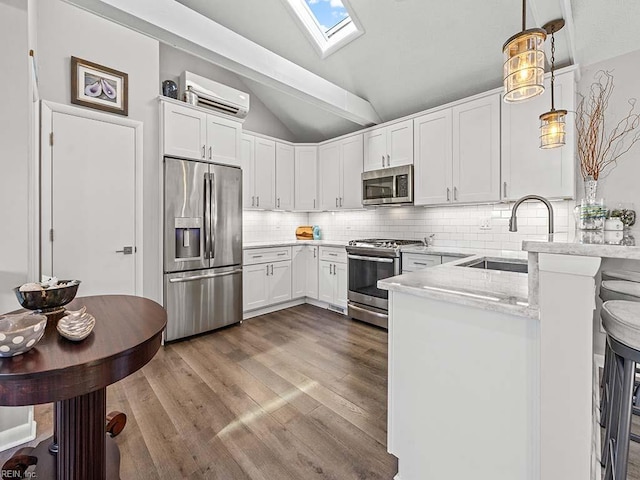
[0, 304, 398, 479]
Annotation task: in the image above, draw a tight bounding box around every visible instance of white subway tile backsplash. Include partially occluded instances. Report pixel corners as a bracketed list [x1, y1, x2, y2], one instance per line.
[243, 200, 574, 252]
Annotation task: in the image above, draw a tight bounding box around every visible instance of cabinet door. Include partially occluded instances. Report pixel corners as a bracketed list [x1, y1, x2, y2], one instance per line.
[206, 115, 241, 166]
[414, 109, 453, 205]
[501, 71, 575, 200]
[387, 119, 414, 167]
[452, 93, 501, 203]
[291, 246, 306, 299]
[294, 146, 318, 210]
[163, 102, 206, 160]
[275, 142, 295, 210]
[241, 134, 255, 209]
[334, 262, 348, 309]
[306, 247, 319, 299]
[363, 127, 387, 172]
[269, 261, 292, 304]
[340, 134, 363, 209]
[318, 261, 334, 304]
[253, 137, 276, 210]
[243, 263, 269, 311]
[318, 141, 341, 210]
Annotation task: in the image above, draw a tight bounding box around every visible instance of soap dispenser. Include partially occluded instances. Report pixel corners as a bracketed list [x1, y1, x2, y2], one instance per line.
[313, 225, 321, 240]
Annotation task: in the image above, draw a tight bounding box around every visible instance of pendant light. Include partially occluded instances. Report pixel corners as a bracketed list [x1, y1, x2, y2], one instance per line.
[539, 19, 567, 149]
[503, 0, 547, 103]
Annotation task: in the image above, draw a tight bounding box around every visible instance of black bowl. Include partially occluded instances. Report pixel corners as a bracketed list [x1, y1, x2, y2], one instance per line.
[14, 280, 81, 312]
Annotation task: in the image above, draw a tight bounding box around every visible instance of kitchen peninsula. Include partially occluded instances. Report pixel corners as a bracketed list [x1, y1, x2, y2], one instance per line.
[380, 232, 640, 480]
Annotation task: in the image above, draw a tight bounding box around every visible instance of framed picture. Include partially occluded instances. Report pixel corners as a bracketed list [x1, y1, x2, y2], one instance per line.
[71, 56, 128, 116]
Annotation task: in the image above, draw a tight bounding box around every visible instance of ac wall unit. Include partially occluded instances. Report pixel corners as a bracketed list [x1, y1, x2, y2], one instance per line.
[179, 71, 250, 119]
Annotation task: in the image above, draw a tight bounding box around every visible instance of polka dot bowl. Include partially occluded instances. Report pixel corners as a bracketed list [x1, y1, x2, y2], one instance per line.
[0, 312, 47, 357]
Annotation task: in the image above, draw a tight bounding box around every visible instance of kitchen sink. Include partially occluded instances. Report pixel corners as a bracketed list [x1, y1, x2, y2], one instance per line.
[456, 257, 528, 274]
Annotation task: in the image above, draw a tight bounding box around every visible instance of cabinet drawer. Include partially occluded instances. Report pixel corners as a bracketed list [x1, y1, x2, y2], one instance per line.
[402, 253, 441, 272]
[319, 246, 347, 264]
[243, 247, 292, 265]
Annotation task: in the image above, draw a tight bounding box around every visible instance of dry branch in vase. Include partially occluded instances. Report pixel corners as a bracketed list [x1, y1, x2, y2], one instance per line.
[576, 70, 640, 181]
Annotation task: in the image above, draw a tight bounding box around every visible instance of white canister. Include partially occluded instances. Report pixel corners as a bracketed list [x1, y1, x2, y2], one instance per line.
[604, 217, 624, 231]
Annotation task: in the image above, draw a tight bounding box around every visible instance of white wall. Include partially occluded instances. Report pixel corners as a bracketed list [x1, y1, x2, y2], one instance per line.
[0, 0, 31, 312]
[36, 0, 161, 302]
[577, 49, 640, 208]
[578, 49, 640, 355]
[159, 44, 297, 142]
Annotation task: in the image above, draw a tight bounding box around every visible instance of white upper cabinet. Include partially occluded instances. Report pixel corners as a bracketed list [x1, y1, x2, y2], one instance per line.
[319, 134, 363, 210]
[241, 134, 255, 209]
[163, 102, 206, 160]
[340, 134, 364, 209]
[242, 135, 276, 210]
[319, 141, 341, 210]
[294, 145, 318, 211]
[452, 93, 501, 203]
[363, 119, 413, 171]
[162, 101, 241, 166]
[205, 115, 242, 167]
[275, 142, 295, 210]
[414, 108, 453, 205]
[501, 69, 576, 201]
[414, 92, 500, 206]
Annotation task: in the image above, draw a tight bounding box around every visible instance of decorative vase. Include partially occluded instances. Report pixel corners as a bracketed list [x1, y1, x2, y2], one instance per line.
[584, 175, 598, 203]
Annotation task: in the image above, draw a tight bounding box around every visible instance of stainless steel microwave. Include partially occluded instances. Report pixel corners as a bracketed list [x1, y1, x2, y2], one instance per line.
[362, 165, 413, 206]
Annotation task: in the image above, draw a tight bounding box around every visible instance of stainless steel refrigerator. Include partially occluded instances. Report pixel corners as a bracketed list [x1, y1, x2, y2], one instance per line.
[163, 157, 242, 341]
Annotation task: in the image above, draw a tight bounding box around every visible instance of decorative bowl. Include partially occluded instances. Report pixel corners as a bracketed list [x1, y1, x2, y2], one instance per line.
[57, 308, 95, 342]
[14, 280, 81, 313]
[0, 312, 47, 357]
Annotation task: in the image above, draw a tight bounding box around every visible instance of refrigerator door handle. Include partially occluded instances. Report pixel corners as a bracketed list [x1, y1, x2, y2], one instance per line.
[168, 268, 243, 283]
[210, 172, 215, 260]
[203, 172, 211, 260]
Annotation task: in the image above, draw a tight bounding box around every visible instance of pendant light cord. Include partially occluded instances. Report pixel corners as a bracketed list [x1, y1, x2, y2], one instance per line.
[550, 28, 556, 111]
[522, 0, 526, 31]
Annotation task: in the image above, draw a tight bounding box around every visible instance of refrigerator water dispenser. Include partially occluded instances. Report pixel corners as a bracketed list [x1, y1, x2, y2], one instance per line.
[174, 217, 201, 260]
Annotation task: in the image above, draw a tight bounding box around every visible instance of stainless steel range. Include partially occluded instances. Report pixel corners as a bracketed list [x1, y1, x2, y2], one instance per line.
[346, 239, 423, 329]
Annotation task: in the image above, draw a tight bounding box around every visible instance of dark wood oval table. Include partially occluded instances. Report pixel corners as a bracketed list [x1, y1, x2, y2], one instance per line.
[0, 295, 166, 480]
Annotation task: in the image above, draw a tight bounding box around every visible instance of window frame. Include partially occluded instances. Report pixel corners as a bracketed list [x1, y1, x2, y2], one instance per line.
[281, 0, 365, 58]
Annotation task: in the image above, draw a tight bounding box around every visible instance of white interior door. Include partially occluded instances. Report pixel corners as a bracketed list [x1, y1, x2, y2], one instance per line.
[43, 105, 141, 297]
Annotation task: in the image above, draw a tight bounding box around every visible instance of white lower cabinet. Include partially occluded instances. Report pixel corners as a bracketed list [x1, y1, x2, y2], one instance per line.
[292, 245, 319, 300]
[402, 253, 442, 273]
[318, 247, 347, 309]
[243, 247, 292, 311]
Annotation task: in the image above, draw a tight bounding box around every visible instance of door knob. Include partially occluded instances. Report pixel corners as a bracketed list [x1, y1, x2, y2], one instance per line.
[116, 246, 134, 254]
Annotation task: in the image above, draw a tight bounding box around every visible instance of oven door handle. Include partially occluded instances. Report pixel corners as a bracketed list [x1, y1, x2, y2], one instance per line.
[347, 254, 395, 263]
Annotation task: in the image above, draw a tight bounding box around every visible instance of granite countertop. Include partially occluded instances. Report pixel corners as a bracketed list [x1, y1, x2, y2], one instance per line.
[243, 240, 348, 249]
[523, 228, 640, 259]
[378, 254, 537, 319]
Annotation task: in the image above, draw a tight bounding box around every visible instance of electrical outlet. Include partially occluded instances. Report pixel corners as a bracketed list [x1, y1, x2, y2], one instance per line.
[479, 217, 492, 230]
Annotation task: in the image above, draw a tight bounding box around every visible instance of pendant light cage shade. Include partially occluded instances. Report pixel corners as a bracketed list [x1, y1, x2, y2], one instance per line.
[539, 109, 567, 149]
[503, 29, 547, 103]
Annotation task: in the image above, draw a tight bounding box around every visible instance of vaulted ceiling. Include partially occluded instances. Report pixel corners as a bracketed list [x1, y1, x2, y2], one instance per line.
[67, 0, 640, 142]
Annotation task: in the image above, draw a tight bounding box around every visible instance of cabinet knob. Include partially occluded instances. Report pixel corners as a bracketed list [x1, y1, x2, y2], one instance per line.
[209, 146, 212, 160]
[453, 186, 458, 201]
[446, 187, 450, 202]
[382, 155, 385, 168]
[387, 154, 390, 167]
[202, 145, 206, 158]
[336, 197, 338, 208]
[503, 181, 508, 198]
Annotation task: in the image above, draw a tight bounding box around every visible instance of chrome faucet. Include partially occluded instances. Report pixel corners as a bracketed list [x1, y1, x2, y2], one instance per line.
[508, 195, 554, 234]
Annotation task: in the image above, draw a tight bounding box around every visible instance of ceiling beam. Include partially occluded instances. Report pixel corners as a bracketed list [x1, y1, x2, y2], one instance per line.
[63, 0, 382, 126]
[559, 0, 578, 66]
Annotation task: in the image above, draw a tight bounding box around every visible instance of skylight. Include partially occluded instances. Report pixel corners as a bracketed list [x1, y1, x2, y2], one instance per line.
[283, 0, 364, 58]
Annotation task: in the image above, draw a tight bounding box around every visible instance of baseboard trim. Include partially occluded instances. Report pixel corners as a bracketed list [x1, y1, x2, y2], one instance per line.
[243, 298, 348, 320]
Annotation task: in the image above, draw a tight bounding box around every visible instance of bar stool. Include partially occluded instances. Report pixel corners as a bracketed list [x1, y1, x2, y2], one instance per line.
[603, 270, 640, 283]
[601, 300, 640, 480]
[600, 280, 640, 430]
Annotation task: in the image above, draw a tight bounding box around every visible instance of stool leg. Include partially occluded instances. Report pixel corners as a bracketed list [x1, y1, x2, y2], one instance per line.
[602, 341, 613, 427]
[603, 352, 622, 473]
[613, 358, 636, 480]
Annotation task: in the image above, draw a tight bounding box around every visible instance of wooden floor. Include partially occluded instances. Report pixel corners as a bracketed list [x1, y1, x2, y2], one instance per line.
[0, 304, 398, 479]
